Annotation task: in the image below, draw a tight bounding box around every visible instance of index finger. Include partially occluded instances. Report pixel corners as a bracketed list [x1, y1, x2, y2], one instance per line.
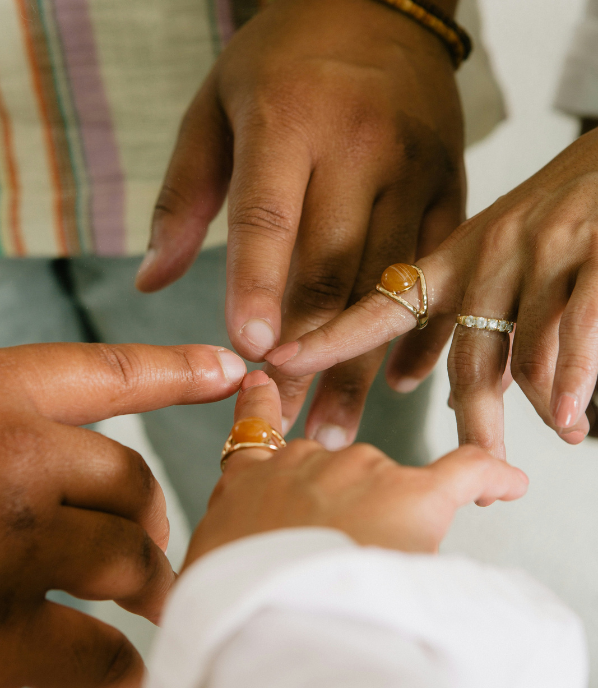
[265, 252, 459, 377]
[226, 127, 311, 361]
[223, 370, 285, 469]
[429, 445, 529, 509]
[2, 343, 246, 425]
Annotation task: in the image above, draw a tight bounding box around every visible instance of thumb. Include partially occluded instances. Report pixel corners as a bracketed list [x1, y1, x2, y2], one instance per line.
[136, 72, 231, 293]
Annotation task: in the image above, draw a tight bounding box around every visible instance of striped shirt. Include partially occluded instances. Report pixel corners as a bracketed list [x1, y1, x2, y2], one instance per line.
[0, 0, 261, 257]
[0, 0, 500, 258]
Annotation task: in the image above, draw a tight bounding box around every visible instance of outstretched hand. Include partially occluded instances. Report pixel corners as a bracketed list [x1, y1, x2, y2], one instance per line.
[265, 127, 598, 458]
[0, 342, 245, 688]
[184, 370, 528, 566]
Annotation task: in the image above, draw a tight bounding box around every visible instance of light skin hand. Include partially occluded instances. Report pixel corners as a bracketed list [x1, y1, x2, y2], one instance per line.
[0, 342, 245, 688]
[184, 370, 528, 567]
[265, 127, 598, 458]
[136, 0, 465, 449]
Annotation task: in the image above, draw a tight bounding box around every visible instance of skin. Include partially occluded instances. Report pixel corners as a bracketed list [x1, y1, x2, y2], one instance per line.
[0, 342, 245, 688]
[265, 127, 598, 459]
[184, 371, 528, 565]
[579, 118, 598, 437]
[135, 0, 465, 449]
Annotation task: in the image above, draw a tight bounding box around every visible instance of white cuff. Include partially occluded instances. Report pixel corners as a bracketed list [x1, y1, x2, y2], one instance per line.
[555, 18, 598, 117]
[146, 528, 356, 688]
[146, 528, 587, 688]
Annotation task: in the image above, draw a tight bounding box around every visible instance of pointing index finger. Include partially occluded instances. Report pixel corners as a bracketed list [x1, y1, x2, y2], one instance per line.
[226, 128, 312, 361]
[3, 343, 246, 425]
[265, 253, 457, 377]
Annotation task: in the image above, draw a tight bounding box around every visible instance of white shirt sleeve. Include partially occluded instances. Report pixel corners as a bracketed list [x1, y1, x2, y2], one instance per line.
[145, 528, 588, 688]
[555, 0, 598, 117]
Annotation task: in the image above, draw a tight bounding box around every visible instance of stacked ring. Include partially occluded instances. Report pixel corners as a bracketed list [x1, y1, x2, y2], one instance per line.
[456, 314, 515, 333]
[220, 417, 286, 471]
[375, 263, 429, 330]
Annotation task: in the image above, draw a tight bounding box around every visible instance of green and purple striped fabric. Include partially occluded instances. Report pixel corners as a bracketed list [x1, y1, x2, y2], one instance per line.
[0, 0, 258, 257]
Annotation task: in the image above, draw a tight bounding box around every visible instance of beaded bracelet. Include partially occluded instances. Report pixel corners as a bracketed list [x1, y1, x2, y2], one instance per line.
[377, 0, 472, 68]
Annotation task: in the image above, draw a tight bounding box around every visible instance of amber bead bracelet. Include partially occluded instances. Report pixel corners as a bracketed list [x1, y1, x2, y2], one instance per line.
[376, 0, 472, 68]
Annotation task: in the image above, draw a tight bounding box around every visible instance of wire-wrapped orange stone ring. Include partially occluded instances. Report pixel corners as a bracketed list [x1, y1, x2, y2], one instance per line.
[376, 263, 429, 329]
[220, 417, 287, 471]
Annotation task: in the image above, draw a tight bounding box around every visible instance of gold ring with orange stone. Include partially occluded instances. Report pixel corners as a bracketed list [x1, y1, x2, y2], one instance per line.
[375, 263, 429, 330]
[220, 417, 287, 471]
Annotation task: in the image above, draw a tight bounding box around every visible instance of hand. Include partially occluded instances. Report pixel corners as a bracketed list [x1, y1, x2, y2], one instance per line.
[136, 0, 465, 448]
[264, 127, 598, 458]
[0, 342, 245, 688]
[184, 370, 527, 566]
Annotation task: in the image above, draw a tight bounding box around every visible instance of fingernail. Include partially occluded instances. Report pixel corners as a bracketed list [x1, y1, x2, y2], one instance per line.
[392, 377, 420, 394]
[314, 424, 349, 450]
[240, 319, 276, 353]
[282, 416, 292, 434]
[217, 350, 246, 385]
[554, 393, 579, 429]
[136, 247, 158, 280]
[265, 341, 299, 367]
[241, 369, 270, 390]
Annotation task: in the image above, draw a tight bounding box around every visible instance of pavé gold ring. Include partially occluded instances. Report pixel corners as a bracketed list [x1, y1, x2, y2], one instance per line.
[456, 314, 515, 333]
[220, 416, 286, 471]
[375, 263, 428, 330]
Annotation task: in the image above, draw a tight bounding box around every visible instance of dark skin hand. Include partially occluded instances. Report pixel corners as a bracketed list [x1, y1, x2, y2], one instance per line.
[136, 0, 465, 449]
[0, 342, 245, 688]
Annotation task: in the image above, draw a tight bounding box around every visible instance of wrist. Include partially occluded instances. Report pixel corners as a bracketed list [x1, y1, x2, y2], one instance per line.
[427, 0, 458, 17]
[371, 0, 468, 66]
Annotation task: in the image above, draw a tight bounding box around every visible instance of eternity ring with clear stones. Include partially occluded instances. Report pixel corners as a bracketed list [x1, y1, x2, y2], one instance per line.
[456, 314, 515, 333]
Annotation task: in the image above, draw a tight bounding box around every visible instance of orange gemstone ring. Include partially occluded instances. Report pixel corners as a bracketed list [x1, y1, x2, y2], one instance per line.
[220, 417, 287, 471]
[376, 263, 429, 329]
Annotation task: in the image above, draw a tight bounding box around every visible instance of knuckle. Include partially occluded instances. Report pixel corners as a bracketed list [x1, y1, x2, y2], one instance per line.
[229, 199, 296, 240]
[136, 531, 160, 587]
[338, 100, 388, 157]
[170, 347, 205, 395]
[325, 372, 369, 409]
[448, 336, 499, 394]
[289, 262, 353, 316]
[231, 273, 282, 302]
[97, 344, 142, 391]
[346, 442, 388, 466]
[275, 374, 311, 404]
[557, 353, 597, 379]
[126, 450, 156, 503]
[101, 636, 138, 685]
[511, 354, 553, 389]
[153, 184, 190, 219]
[121, 530, 161, 594]
[0, 422, 46, 534]
[563, 304, 598, 343]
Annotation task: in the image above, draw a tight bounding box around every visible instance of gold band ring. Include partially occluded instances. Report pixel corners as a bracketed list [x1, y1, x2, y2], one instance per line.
[376, 263, 429, 329]
[456, 314, 514, 333]
[221, 417, 286, 471]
